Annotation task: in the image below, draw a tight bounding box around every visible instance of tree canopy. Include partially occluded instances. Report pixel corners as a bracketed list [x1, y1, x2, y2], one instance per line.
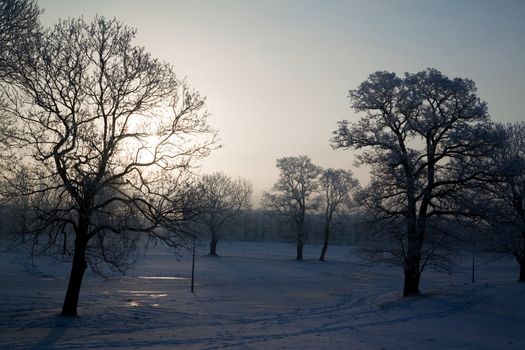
[262, 155, 322, 260]
[333, 68, 495, 296]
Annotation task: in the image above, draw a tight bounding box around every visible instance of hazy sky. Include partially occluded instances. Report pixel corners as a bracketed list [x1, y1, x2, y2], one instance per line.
[38, 0, 525, 204]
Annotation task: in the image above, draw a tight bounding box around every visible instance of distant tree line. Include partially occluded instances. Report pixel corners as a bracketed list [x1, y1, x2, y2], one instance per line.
[199, 208, 364, 245]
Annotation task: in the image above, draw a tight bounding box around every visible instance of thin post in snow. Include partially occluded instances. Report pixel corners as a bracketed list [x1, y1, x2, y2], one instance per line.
[191, 236, 196, 293]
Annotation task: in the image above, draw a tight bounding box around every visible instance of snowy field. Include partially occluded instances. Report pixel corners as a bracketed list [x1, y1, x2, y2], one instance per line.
[1, 240, 524, 350]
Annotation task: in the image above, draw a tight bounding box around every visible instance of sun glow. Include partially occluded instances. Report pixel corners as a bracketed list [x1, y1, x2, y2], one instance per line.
[122, 114, 170, 165]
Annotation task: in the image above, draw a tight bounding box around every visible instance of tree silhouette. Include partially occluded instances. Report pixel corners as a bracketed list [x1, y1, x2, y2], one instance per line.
[477, 122, 525, 281]
[197, 172, 252, 256]
[333, 69, 495, 296]
[0, 17, 216, 316]
[318, 168, 358, 261]
[263, 155, 321, 260]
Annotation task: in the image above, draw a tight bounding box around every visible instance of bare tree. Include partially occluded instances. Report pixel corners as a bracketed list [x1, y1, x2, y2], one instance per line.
[478, 122, 525, 281]
[197, 172, 252, 256]
[332, 69, 495, 296]
[262, 155, 321, 260]
[318, 168, 358, 261]
[0, 17, 217, 316]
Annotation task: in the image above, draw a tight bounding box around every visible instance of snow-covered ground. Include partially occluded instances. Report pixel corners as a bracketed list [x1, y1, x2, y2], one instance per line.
[0, 240, 524, 349]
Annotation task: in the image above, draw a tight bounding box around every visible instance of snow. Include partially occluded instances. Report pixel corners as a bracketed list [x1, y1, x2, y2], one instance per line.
[1, 241, 524, 349]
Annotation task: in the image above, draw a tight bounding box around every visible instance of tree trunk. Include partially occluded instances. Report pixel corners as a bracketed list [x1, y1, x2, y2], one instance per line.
[319, 223, 330, 261]
[61, 237, 88, 316]
[403, 197, 422, 297]
[209, 239, 218, 256]
[403, 253, 421, 296]
[209, 228, 219, 256]
[296, 218, 305, 260]
[403, 225, 422, 297]
[403, 267, 421, 296]
[319, 242, 327, 262]
[296, 240, 303, 260]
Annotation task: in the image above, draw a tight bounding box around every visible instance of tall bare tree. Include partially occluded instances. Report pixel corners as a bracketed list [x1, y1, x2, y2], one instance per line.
[197, 172, 252, 256]
[0, 17, 217, 316]
[333, 69, 495, 296]
[477, 122, 525, 281]
[318, 168, 358, 261]
[262, 155, 321, 260]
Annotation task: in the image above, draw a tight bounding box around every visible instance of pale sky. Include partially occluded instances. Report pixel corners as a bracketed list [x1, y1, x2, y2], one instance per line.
[38, 0, 525, 205]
